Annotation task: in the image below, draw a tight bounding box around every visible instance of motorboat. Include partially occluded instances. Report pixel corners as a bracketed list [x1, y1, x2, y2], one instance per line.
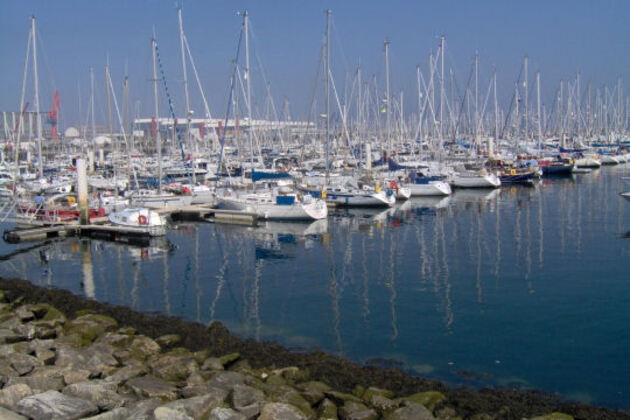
[108, 207, 168, 236]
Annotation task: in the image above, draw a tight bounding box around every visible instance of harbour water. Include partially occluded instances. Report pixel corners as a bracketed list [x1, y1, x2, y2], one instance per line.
[1, 165, 629, 409]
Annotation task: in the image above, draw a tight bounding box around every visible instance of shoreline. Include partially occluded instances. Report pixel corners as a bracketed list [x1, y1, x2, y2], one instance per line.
[1, 276, 628, 420]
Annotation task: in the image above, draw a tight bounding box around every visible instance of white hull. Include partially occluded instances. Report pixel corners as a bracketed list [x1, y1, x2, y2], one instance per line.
[574, 157, 601, 168]
[108, 207, 167, 236]
[600, 155, 620, 165]
[325, 188, 395, 207]
[408, 181, 452, 196]
[218, 192, 328, 221]
[451, 173, 501, 188]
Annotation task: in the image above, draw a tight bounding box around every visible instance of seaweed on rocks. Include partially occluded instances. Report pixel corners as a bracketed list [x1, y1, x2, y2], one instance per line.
[1, 276, 629, 420]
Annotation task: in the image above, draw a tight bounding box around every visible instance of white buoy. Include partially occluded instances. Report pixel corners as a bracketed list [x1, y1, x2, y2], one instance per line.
[76, 158, 89, 225]
[98, 149, 104, 166]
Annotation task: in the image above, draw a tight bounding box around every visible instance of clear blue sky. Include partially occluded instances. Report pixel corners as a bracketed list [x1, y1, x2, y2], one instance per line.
[1, 0, 628, 129]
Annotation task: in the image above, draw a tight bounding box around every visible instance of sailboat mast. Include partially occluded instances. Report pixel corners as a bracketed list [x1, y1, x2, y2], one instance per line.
[536, 71, 542, 151]
[90, 68, 96, 146]
[492, 69, 498, 157]
[325, 9, 331, 175]
[439, 36, 445, 153]
[152, 36, 163, 193]
[178, 7, 194, 183]
[31, 16, 43, 178]
[524, 55, 529, 141]
[243, 10, 254, 178]
[384, 39, 391, 154]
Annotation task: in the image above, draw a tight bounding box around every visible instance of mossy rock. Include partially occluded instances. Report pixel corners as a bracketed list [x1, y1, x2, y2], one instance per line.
[530, 413, 574, 420]
[74, 309, 96, 317]
[353, 384, 366, 398]
[325, 390, 364, 405]
[219, 352, 240, 366]
[277, 390, 315, 419]
[266, 374, 288, 387]
[470, 414, 493, 420]
[155, 334, 181, 349]
[41, 306, 66, 324]
[400, 390, 446, 410]
[73, 313, 118, 330]
[362, 386, 395, 402]
[128, 335, 161, 360]
[298, 381, 332, 394]
[317, 398, 338, 419]
[57, 332, 93, 348]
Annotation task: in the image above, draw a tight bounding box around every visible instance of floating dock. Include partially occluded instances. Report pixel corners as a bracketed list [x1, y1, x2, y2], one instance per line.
[2, 207, 258, 244]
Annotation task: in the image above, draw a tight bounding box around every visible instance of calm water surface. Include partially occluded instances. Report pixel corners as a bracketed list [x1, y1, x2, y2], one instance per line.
[1, 165, 629, 408]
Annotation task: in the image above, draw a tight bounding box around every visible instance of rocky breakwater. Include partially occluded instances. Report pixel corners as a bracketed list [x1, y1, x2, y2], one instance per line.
[0, 283, 626, 420]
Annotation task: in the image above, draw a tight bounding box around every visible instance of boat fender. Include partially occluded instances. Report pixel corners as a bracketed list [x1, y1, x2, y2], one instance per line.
[375, 185, 381, 193]
[138, 214, 148, 225]
[510, 169, 516, 175]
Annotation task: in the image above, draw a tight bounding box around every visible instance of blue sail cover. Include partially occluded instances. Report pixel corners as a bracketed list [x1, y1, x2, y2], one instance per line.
[251, 169, 292, 182]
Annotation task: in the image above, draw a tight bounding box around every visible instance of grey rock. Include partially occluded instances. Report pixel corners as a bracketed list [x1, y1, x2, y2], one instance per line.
[104, 364, 148, 385]
[207, 371, 250, 391]
[154, 406, 194, 420]
[338, 401, 378, 420]
[14, 324, 36, 341]
[55, 342, 118, 377]
[62, 369, 92, 385]
[0, 328, 23, 344]
[230, 384, 265, 411]
[81, 407, 130, 420]
[155, 334, 181, 348]
[149, 350, 199, 383]
[201, 357, 225, 371]
[258, 402, 307, 420]
[180, 382, 230, 399]
[0, 343, 18, 357]
[0, 384, 33, 411]
[125, 375, 179, 401]
[368, 394, 398, 413]
[14, 306, 35, 322]
[0, 406, 28, 420]
[6, 373, 65, 393]
[186, 371, 205, 387]
[28, 338, 56, 352]
[34, 347, 56, 365]
[164, 393, 228, 419]
[10, 353, 43, 376]
[384, 402, 436, 420]
[95, 331, 134, 348]
[62, 379, 125, 410]
[16, 390, 98, 420]
[208, 407, 247, 420]
[125, 398, 163, 419]
[127, 335, 161, 361]
[54, 345, 86, 368]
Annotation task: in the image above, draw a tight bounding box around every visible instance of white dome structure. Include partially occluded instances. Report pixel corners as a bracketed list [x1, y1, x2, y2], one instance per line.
[64, 127, 80, 138]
